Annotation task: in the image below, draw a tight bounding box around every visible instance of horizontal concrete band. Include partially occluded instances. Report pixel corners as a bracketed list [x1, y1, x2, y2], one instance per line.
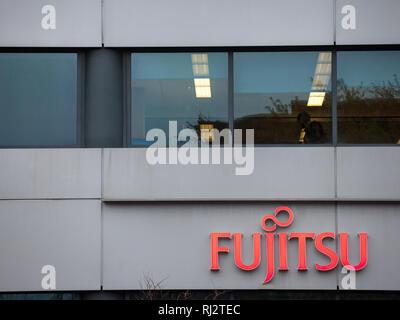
[0, 201, 399, 291]
[0, 149, 102, 199]
[1, 0, 400, 46]
[103, 146, 400, 201]
[0, 147, 399, 201]
[103, 202, 400, 291]
[103, 0, 334, 47]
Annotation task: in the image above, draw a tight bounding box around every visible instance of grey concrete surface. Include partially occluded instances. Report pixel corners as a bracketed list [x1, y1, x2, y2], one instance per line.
[336, 0, 400, 45]
[0, 0, 102, 47]
[337, 203, 400, 290]
[103, 0, 334, 47]
[337, 147, 400, 201]
[103, 147, 336, 201]
[0, 200, 101, 291]
[102, 202, 337, 290]
[0, 149, 102, 199]
[2, 0, 400, 47]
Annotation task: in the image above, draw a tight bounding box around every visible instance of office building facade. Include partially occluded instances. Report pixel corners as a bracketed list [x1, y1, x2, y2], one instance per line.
[0, 0, 399, 299]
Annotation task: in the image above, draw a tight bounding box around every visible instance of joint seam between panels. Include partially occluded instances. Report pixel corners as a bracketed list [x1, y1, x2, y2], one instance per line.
[0, 198, 101, 201]
[101, 0, 104, 47]
[228, 51, 234, 145]
[100, 148, 104, 288]
[335, 201, 339, 290]
[333, 0, 337, 45]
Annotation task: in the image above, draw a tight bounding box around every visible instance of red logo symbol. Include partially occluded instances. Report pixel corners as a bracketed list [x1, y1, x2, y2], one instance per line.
[261, 206, 294, 232]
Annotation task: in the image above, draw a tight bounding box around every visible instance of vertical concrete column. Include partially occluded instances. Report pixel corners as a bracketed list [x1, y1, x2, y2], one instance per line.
[84, 48, 124, 147]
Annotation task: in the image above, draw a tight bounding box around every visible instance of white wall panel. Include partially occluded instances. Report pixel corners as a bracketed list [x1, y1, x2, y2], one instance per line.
[0, 0, 102, 47]
[103, 203, 337, 290]
[337, 147, 400, 200]
[0, 200, 101, 291]
[0, 149, 102, 199]
[337, 203, 400, 290]
[336, 0, 400, 45]
[103, 0, 334, 47]
[103, 147, 335, 201]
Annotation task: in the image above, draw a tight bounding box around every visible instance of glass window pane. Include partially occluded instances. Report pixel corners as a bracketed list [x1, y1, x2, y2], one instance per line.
[338, 51, 400, 144]
[131, 52, 228, 146]
[234, 52, 332, 144]
[0, 53, 78, 146]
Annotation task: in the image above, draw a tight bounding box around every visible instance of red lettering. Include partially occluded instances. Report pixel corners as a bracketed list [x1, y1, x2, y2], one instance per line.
[210, 233, 231, 270]
[234, 233, 261, 271]
[289, 233, 315, 270]
[339, 233, 368, 270]
[210, 208, 367, 284]
[278, 233, 288, 270]
[315, 232, 338, 271]
[263, 233, 275, 283]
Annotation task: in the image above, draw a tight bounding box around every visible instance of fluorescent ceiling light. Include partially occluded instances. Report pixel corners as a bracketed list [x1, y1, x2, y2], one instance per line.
[311, 84, 326, 91]
[191, 54, 209, 76]
[318, 52, 332, 63]
[194, 78, 210, 86]
[192, 54, 211, 98]
[315, 63, 331, 74]
[191, 54, 208, 64]
[195, 86, 212, 98]
[307, 92, 325, 107]
[192, 64, 209, 76]
[310, 52, 332, 92]
[194, 78, 211, 98]
[311, 74, 330, 91]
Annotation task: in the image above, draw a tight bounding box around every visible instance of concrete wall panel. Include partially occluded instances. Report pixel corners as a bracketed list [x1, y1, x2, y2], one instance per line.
[0, 0, 102, 47]
[337, 203, 400, 290]
[0, 200, 101, 291]
[337, 147, 400, 201]
[103, 147, 335, 201]
[336, 0, 400, 45]
[103, 202, 337, 290]
[0, 149, 102, 199]
[103, 0, 334, 47]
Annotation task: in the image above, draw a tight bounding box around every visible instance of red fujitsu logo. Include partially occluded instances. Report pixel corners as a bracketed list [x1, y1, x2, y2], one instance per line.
[210, 206, 368, 283]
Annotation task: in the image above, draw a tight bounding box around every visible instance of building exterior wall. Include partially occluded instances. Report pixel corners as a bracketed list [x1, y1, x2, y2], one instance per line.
[0, 0, 399, 293]
[0, 147, 399, 291]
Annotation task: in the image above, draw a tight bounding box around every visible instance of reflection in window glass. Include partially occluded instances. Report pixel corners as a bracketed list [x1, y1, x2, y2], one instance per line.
[131, 53, 228, 146]
[234, 52, 332, 144]
[0, 53, 78, 146]
[338, 51, 400, 144]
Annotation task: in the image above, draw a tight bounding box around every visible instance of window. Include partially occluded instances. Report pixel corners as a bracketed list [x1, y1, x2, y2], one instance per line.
[337, 51, 400, 144]
[0, 53, 79, 147]
[234, 52, 332, 144]
[130, 49, 400, 147]
[130, 52, 228, 146]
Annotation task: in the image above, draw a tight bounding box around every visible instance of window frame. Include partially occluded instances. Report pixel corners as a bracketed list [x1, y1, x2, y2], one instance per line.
[126, 46, 336, 148]
[335, 44, 400, 147]
[0, 48, 85, 148]
[125, 48, 232, 148]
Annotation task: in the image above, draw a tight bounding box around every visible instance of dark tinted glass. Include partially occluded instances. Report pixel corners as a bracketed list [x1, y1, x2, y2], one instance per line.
[0, 53, 78, 146]
[234, 52, 332, 144]
[338, 51, 400, 144]
[131, 53, 228, 146]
